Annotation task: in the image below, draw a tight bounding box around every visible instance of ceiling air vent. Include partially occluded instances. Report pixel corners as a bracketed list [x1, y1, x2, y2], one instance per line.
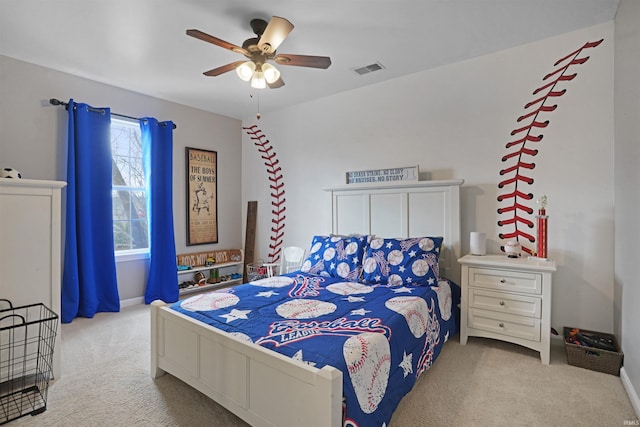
[353, 62, 385, 75]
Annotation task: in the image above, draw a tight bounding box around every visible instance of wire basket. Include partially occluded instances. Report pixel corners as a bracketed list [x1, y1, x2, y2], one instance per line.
[246, 261, 279, 282]
[0, 300, 58, 424]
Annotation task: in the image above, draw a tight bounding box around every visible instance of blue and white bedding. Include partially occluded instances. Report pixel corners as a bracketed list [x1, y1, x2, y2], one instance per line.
[171, 236, 460, 427]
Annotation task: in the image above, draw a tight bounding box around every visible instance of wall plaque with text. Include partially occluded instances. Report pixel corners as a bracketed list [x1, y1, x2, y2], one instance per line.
[186, 147, 218, 245]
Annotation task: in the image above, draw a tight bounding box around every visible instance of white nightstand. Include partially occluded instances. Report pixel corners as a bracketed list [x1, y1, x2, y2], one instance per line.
[458, 254, 557, 364]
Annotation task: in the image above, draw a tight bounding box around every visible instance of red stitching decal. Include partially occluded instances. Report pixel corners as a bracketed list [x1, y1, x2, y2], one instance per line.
[243, 125, 286, 263]
[497, 39, 603, 255]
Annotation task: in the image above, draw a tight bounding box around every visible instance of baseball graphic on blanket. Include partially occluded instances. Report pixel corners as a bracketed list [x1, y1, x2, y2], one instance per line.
[249, 276, 294, 288]
[387, 274, 403, 287]
[276, 299, 337, 319]
[335, 262, 352, 278]
[310, 241, 323, 254]
[431, 280, 453, 321]
[419, 237, 436, 251]
[344, 241, 359, 255]
[323, 247, 336, 261]
[387, 249, 404, 266]
[343, 332, 391, 414]
[411, 258, 431, 278]
[362, 257, 378, 274]
[180, 292, 239, 312]
[326, 282, 374, 296]
[385, 296, 430, 338]
[369, 238, 384, 250]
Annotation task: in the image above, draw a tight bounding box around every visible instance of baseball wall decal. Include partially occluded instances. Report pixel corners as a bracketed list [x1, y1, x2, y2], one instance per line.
[243, 125, 287, 263]
[497, 39, 603, 256]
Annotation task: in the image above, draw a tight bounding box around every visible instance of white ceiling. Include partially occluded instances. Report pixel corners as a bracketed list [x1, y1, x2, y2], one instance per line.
[0, 1, 620, 121]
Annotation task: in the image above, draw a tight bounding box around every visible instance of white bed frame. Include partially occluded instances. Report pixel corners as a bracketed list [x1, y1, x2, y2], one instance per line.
[151, 179, 463, 427]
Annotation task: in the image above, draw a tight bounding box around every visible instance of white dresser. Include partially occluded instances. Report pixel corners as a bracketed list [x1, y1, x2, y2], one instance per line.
[458, 254, 556, 364]
[0, 179, 66, 378]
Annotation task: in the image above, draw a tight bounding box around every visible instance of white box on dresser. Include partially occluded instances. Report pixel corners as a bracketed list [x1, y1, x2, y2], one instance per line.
[458, 254, 556, 364]
[0, 179, 66, 378]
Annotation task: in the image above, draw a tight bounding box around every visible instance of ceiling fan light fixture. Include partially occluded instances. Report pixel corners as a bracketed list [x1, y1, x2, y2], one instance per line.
[262, 63, 280, 84]
[258, 16, 294, 54]
[251, 70, 266, 89]
[187, 16, 330, 90]
[236, 61, 256, 81]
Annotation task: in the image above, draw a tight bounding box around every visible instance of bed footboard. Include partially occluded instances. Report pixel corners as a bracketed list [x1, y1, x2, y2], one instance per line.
[150, 300, 343, 427]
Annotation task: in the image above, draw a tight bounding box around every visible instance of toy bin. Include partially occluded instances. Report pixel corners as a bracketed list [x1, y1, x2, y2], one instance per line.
[563, 327, 623, 376]
[246, 261, 279, 281]
[0, 300, 58, 424]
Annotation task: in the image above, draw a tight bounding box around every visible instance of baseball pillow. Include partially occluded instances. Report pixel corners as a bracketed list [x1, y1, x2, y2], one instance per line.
[362, 236, 443, 286]
[300, 235, 368, 281]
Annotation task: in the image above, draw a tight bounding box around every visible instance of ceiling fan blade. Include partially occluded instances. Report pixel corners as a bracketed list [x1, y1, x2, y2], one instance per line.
[267, 77, 285, 89]
[258, 16, 294, 53]
[203, 61, 246, 77]
[186, 29, 249, 56]
[274, 54, 331, 69]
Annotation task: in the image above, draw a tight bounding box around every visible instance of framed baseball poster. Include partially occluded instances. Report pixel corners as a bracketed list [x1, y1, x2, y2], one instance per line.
[186, 147, 218, 245]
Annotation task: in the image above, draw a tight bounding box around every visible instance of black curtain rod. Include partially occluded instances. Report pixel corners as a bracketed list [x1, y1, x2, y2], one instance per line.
[49, 98, 177, 129]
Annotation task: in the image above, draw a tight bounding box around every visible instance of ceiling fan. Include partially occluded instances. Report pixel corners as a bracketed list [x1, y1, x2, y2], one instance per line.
[187, 16, 331, 89]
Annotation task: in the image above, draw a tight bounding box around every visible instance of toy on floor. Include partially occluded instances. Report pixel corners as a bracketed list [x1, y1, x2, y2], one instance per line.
[566, 328, 617, 352]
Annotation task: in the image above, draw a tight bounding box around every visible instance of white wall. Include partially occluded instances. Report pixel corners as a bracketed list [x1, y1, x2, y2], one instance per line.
[615, 0, 640, 415]
[242, 23, 616, 336]
[0, 55, 243, 301]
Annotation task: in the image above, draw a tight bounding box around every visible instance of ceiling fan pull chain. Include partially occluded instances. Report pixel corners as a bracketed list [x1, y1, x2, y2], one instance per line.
[249, 92, 261, 120]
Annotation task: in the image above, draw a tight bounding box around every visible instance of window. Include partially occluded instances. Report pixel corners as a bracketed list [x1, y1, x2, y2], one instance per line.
[111, 118, 149, 255]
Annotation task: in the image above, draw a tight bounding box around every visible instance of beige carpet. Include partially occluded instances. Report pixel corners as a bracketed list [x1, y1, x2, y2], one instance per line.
[11, 304, 638, 427]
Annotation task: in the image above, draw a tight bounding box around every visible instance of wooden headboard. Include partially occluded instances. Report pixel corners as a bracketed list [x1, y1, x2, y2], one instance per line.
[324, 179, 464, 284]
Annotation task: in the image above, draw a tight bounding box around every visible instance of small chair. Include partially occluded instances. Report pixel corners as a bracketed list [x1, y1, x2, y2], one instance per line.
[279, 246, 306, 275]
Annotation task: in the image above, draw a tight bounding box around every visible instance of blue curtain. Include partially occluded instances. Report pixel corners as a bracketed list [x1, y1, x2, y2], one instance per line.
[141, 118, 178, 304]
[61, 100, 120, 323]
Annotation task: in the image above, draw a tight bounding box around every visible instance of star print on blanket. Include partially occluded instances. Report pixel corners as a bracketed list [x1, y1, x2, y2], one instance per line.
[171, 272, 460, 427]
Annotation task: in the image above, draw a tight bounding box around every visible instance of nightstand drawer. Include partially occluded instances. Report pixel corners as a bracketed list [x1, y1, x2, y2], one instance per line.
[468, 308, 541, 342]
[469, 288, 541, 318]
[469, 267, 542, 295]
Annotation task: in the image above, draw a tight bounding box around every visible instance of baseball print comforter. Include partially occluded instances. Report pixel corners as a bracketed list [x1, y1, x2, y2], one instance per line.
[171, 272, 460, 427]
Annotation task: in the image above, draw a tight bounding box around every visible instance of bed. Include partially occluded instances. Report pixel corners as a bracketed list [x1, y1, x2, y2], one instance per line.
[151, 179, 464, 427]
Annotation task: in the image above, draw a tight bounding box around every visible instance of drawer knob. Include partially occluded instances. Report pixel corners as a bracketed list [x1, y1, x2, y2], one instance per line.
[499, 322, 505, 328]
[500, 279, 506, 283]
[499, 301, 505, 306]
